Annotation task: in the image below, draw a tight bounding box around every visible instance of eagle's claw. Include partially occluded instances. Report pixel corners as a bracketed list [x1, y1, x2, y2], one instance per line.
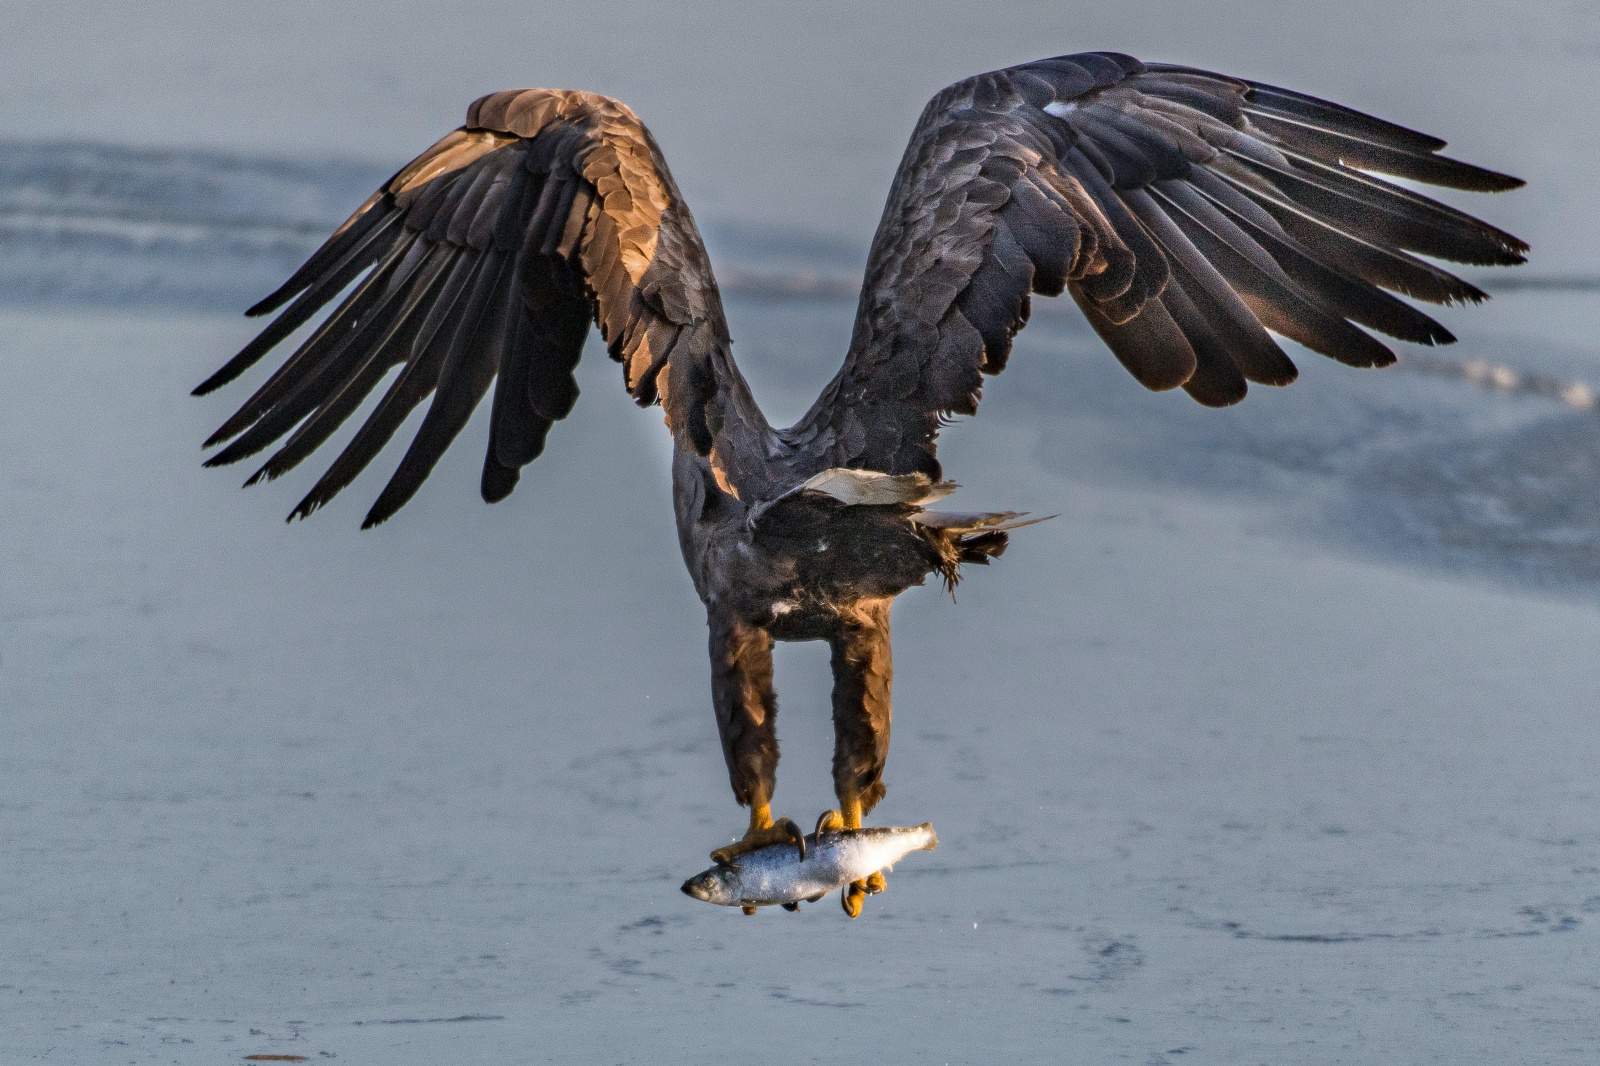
[814, 808, 846, 837]
[710, 808, 806, 865]
[816, 804, 888, 918]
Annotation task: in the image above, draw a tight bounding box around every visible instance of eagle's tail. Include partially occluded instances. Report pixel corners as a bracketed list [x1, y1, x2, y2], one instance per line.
[908, 509, 1055, 594]
[759, 467, 1053, 593]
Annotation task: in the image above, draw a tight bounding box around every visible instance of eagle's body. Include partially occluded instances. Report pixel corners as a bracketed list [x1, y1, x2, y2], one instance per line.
[197, 52, 1525, 916]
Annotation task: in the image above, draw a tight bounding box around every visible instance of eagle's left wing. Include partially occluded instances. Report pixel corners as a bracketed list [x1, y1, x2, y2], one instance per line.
[195, 89, 758, 527]
[791, 51, 1525, 480]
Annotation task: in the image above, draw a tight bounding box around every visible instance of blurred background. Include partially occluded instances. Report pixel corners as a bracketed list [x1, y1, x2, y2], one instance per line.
[3, 2, 1598, 1062]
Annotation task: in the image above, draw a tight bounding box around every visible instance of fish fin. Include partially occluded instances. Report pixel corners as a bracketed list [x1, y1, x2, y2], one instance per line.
[782, 902, 800, 912]
[805, 892, 827, 903]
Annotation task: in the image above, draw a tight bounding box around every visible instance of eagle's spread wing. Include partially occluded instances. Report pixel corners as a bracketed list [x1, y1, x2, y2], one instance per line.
[198, 90, 751, 526]
[792, 51, 1526, 480]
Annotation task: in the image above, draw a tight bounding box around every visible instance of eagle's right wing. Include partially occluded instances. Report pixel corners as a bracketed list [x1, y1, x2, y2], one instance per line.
[792, 52, 1526, 481]
[197, 90, 754, 527]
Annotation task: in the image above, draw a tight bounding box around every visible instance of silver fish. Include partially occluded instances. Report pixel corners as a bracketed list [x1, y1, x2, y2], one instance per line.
[681, 823, 938, 910]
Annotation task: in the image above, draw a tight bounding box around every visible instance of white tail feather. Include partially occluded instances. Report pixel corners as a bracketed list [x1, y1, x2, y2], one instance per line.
[797, 468, 957, 507]
[908, 510, 1055, 533]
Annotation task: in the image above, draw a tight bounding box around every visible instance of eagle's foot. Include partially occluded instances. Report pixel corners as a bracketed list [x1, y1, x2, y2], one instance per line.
[710, 804, 805, 866]
[816, 801, 887, 919]
[814, 808, 847, 836]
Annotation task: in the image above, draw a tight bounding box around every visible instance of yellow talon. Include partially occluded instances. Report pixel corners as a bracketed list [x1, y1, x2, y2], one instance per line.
[828, 793, 885, 918]
[842, 882, 866, 918]
[711, 803, 805, 865]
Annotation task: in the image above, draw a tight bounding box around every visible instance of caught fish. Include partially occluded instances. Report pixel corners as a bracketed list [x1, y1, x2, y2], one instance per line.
[681, 823, 938, 911]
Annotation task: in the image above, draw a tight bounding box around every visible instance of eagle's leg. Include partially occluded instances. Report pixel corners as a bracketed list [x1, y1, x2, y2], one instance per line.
[705, 613, 804, 892]
[821, 598, 894, 918]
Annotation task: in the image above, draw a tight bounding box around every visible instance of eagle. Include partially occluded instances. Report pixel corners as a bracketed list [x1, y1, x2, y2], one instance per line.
[196, 51, 1525, 916]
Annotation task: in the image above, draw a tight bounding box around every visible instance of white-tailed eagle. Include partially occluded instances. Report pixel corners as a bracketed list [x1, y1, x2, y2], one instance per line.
[197, 52, 1525, 916]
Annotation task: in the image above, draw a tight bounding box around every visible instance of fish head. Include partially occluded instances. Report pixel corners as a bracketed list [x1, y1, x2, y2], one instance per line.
[680, 865, 741, 906]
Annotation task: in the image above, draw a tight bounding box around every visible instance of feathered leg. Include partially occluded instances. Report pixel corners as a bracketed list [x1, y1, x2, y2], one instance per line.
[705, 611, 802, 913]
[820, 597, 894, 917]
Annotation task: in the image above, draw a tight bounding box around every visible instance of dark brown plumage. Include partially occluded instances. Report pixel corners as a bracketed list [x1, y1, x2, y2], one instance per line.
[196, 52, 1525, 916]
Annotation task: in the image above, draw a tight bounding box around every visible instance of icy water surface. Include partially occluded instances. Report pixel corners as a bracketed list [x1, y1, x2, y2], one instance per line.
[5, 288, 1600, 1063]
[4, 4, 1600, 1061]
